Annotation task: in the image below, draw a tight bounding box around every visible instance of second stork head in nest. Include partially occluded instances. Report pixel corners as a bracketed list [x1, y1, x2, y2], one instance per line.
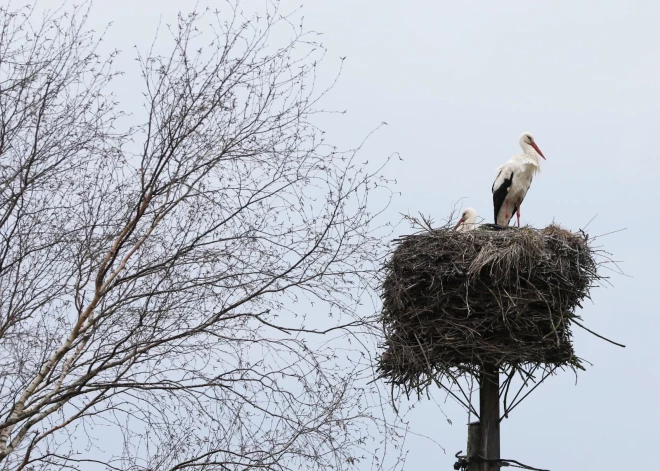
[453, 207, 479, 232]
[491, 132, 546, 228]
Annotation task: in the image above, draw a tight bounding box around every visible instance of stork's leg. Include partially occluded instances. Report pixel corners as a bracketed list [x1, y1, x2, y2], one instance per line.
[516, 200, 522, 228]
[504, 200, 509, 222]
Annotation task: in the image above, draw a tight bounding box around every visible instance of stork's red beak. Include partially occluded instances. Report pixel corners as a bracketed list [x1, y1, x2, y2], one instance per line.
[453, 218, 465, 231]
[531, 142, 546, 160]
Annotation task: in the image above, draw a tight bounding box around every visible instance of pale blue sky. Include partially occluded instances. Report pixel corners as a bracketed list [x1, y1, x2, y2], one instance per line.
[26, 1, 659, 469]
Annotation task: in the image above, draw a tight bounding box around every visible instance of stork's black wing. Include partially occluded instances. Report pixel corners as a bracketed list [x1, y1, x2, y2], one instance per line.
[492, 170, 514, 224]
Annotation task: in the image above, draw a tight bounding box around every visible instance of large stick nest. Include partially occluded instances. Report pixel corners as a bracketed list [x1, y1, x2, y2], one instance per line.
[378, 223, 602, 395]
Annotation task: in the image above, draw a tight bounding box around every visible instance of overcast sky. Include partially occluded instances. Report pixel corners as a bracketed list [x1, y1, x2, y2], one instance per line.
[30, 1, 659, 469]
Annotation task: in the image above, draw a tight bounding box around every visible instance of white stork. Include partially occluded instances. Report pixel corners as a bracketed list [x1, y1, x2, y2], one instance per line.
[492, 132, 546, 227]
[453, 207, 479, 232]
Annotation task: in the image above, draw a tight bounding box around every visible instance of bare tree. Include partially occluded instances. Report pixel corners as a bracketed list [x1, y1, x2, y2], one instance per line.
[0, 2, 400, 470]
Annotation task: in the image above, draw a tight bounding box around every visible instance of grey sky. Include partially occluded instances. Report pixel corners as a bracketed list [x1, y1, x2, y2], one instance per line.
[29, 0, 657, 469]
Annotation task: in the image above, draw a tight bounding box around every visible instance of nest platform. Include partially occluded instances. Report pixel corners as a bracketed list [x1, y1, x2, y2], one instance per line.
[378, 223, 600, 394]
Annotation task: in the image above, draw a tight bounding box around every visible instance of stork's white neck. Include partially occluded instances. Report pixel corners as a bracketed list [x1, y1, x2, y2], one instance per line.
[520, 141, 535, 155]
[519, 143, 543, 167]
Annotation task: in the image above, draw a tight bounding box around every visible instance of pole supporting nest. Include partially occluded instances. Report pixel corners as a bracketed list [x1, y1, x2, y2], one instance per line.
[479, 362, 500, 470]
[461, 363, 501, 470]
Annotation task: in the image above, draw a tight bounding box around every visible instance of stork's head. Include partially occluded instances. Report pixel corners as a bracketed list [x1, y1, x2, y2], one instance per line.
[453, 207, 478, 231]
[519, 132, 546, 160]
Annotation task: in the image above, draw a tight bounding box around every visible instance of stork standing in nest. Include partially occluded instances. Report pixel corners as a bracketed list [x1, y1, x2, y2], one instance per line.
[492, 132, 546, 227]
[453, 207, 479, 232]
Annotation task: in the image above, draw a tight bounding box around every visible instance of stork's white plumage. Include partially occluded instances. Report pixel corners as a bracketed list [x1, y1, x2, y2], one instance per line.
[491, 132, 546, 227]
[453, 207, 479, 232]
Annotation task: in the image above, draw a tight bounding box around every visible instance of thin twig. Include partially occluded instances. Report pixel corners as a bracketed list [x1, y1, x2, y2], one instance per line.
[573, 320, 626, 348]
